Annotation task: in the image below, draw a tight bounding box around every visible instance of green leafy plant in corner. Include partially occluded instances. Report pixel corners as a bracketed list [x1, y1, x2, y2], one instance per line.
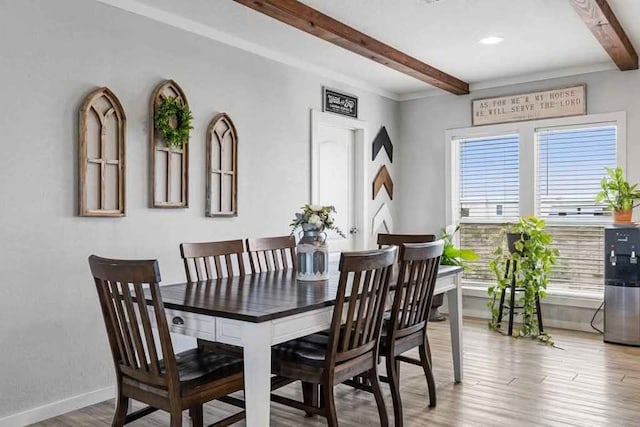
[439, 225, 479, 268]
[487, 216, 558, 345]
[595, 166, 640, 212]
[154, 97, 193, 148]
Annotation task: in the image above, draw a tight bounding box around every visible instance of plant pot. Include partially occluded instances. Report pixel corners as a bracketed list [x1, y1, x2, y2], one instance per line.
[614, 209, 633, 224]
[507, 233, 529, 255]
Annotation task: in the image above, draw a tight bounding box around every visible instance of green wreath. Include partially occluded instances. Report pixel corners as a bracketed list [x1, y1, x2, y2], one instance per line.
[154, 97, 193, 148]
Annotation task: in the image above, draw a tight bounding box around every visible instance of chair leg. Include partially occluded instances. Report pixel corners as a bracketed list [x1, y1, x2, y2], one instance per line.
[419, 340, 437, 408]
[190, 405, 203, 427]
[385, 356, 403, 427]
[322, 384, 338, 427]
[369, 368, 389, 427]
[424, 335, 432, 365]
[301, 381, 318, 418]
[111, 393, 128, 427]
[170, 410, 183, 427]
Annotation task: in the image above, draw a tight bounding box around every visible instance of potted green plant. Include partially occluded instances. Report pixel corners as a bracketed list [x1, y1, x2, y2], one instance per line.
[488, 216, 558, 344]
[427, 226, 479, 321]
[440, 225, 479, 268]
[595, 167, 640, 223]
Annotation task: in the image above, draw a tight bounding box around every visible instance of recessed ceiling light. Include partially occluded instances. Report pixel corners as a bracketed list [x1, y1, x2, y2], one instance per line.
[479, 36, 504, 45]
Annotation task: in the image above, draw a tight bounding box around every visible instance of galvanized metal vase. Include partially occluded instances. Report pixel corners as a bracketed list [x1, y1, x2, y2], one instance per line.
[297, 226, 329, 281]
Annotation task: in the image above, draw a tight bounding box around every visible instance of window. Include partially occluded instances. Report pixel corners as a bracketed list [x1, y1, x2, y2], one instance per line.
[457, 134, 519, 282]
[536, 125, 616, 220]
[534, 124, 617, 292]
[449, 113, 624, 295]
[458, 135, 519, 221]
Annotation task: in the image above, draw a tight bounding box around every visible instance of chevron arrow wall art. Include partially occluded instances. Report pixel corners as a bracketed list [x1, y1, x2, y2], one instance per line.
[372, 165, 393, 200]
[372, 126, 393, 162]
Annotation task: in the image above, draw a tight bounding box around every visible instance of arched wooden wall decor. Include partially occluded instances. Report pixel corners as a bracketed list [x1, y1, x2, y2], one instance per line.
[150, 79, 189, 208]
[78, 87, 126, 217]
[206, 113, 238, 217]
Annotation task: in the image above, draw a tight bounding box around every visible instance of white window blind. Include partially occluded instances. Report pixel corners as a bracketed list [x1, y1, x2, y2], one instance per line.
[533, 124, 615, 293]
[536, 125, 617, 220]
[458, 135, 519, 221]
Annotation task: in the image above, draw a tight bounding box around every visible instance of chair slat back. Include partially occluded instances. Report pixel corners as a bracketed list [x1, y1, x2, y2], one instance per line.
[389, 241, 444, 339]
[377, 233, 436, 248]
[327, 247, 396, 366]
[180, 240, 246, 281]
[88, 255, 178, 390]
[246, 235, 296, 273]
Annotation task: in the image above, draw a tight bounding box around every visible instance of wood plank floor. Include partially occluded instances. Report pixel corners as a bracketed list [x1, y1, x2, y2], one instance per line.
[31, 318, 640, 426]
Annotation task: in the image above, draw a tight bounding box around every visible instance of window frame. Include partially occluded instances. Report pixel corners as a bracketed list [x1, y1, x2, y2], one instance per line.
[445, 111, 627, 295]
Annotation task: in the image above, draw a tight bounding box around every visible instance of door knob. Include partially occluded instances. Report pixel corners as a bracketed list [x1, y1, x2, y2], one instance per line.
[349, 227, 358, 235]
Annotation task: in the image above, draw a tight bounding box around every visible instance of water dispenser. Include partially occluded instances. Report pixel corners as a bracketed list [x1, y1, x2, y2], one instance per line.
[604, 225, 640, 346]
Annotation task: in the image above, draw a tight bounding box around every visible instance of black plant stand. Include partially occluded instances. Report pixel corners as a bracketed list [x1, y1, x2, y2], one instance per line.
[496, 257, 544, 336]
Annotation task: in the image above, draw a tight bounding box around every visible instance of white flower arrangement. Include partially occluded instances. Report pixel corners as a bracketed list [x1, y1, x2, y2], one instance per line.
[290, 204, 346, 238]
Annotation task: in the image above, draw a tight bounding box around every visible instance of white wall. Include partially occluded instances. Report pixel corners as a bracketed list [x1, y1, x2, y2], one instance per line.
[397, 68, 640, 231]
[0, 0, 399, 420]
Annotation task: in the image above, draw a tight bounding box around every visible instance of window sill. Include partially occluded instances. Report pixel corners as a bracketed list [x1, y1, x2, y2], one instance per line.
[461, 283, 603, 309]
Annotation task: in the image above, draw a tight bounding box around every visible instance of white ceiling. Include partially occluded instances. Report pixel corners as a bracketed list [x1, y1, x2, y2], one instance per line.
[98, 0, 640, 99]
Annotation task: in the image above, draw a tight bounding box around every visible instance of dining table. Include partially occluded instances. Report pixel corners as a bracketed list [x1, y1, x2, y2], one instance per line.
[147, 264, 464, 427]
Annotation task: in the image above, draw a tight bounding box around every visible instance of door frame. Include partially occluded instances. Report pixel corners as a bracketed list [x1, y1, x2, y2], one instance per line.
[310, 109, 368, 250]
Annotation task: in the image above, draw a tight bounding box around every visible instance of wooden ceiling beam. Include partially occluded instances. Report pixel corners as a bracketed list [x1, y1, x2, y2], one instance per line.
[233, 0, 469, 95]
[570, 0, 638, 71]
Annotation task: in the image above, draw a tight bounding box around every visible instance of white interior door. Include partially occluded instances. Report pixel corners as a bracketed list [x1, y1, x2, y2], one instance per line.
[316, 123, 357, 252]
[311, 110, 368, 252]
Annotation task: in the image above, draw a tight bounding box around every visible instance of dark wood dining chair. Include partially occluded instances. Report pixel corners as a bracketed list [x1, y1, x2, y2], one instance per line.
[180, 239, 246, 281]
[88, 255, 245, 427]
[245, 235, 296, 273]
[369, 241, 444, 427]
[377, 233, 440, 352]
[377, 233, 445, 322]
[269, 246, 397, 427]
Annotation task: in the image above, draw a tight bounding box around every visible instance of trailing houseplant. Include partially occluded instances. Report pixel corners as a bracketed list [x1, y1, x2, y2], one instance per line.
[154, 96, 193, 148]
[595, 166, 640, 223]
[488, 216, 558, 344]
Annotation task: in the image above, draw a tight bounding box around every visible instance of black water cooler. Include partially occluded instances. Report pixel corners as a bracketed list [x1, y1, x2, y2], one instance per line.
[604, 225, 640, 345]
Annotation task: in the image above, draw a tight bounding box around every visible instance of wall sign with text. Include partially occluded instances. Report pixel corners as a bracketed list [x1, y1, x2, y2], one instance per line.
[472, 85, 586, 126]
[323, 87, 358, 118]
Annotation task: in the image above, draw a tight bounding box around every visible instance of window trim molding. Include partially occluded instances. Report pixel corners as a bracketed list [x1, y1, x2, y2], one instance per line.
[445, 111, 627, 228]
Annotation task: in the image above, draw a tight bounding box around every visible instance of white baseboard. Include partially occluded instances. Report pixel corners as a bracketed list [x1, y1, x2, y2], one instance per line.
[0, 386, 115, 427]
[460, 309, 597, 333]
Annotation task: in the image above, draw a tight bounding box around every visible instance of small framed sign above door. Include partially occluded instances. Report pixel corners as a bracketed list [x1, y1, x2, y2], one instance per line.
[323, 87, 358, 118]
